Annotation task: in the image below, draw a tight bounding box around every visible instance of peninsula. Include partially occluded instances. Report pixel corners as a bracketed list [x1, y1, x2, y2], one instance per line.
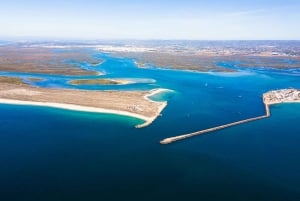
[0, 77, 167, 128]
[160, 88, 300, 144]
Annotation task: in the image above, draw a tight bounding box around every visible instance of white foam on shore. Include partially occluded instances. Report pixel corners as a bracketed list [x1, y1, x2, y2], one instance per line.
[207, 70, 255, 77]
[145, 88, 174, 99]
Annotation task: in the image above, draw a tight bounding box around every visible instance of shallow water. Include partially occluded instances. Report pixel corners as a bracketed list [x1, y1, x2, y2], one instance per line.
[0, 50, 300, 201]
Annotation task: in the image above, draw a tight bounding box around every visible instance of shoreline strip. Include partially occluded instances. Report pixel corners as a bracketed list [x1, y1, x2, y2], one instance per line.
[0, 98, 150, 121]
[137, 88, 170, 127]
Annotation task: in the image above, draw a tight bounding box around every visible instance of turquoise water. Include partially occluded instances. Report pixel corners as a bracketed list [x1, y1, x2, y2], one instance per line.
[0, 50, 300, 200]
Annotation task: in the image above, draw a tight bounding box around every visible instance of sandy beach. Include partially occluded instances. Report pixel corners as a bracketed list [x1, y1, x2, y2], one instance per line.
[144, 88, 174, 99]
[0, 98, 158, 127]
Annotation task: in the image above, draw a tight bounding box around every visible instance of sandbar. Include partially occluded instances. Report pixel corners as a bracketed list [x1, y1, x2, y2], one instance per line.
[70, 78, 133, 85]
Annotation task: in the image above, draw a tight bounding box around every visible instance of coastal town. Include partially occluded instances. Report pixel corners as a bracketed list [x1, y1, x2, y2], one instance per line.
[263, 89, 300, 104]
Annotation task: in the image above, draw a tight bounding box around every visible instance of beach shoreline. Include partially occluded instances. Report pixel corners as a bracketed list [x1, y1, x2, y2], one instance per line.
[0, 98, 152, 124]
[144, 88, 174, 100]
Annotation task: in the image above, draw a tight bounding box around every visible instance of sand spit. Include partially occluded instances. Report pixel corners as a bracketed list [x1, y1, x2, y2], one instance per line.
[0, 83, 169, 128]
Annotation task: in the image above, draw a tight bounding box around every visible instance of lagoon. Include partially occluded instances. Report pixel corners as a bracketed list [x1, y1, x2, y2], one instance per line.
[0, 50, 300, 200]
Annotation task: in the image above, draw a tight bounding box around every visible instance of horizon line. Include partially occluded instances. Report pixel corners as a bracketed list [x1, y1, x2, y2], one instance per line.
[1, 37, 300, 42]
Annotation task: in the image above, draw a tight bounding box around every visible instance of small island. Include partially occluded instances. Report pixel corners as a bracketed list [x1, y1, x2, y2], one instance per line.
[27, 77, 45, 82]
[160, 88, 300, 144]
[70, 78, 133, 85]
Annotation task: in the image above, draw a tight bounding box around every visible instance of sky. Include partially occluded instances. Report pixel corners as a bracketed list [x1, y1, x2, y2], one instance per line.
[0, 0, 299, 40]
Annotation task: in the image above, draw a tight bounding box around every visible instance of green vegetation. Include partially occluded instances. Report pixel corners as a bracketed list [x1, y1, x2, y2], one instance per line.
[0, 46, 101, 75]
[70, 78, 121, 85]
[0, 76, 25, 85]
[28, 77, 45, 82]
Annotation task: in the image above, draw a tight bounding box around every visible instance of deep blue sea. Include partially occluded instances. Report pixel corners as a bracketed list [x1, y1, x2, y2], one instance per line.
[0, 50, 300, 201]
